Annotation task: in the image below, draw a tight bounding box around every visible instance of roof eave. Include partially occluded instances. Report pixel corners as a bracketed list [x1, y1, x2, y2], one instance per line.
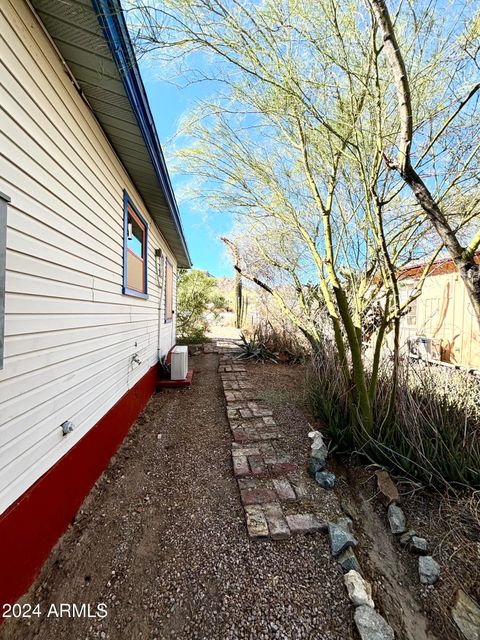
[92, 0, 191, 268]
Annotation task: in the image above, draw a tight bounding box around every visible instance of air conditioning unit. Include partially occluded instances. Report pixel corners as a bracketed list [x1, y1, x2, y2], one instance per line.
[170, 345, 188, 380]
[408, 335, 441, 361]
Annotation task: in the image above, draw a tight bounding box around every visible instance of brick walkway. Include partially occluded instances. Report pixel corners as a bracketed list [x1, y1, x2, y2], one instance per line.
[0, 346, 355, 640]
[217, 343, 324, 540]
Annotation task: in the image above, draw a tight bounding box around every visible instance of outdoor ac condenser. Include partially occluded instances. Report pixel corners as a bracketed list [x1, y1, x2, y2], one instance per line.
[171, 345, 188, 380]
[408, 335, 441, 360]
[410, 336, 432, 358]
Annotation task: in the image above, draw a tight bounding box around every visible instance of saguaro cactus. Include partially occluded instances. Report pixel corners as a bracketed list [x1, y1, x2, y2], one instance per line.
[234, 253, 244, 329]
[221, 236, 246, 329]
[236, 288, 248, 329]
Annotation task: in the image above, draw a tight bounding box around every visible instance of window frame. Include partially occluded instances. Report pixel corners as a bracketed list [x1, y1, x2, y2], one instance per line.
[405, 297, 418, 327]
[122, 191, 148, 299]
[164, 258, 174, 323]
[0, 192, 9, 370]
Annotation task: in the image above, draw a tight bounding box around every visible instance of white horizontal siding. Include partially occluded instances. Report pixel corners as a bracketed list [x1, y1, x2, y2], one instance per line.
[0, 0, 178, 515]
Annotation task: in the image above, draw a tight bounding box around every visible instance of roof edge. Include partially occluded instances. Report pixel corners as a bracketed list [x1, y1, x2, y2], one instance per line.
[398, 251, 480, 280]
[91, 0, 192, 267]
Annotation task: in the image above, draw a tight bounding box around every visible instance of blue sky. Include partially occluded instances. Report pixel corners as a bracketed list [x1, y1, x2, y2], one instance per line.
[139, 64, 234, 277]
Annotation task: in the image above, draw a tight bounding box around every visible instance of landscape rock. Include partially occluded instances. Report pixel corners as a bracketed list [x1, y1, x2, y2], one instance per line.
[354, 605, 395, 640]
[339, 499, 359, 522]
[329, 522, 358, 556]
[337, 517, 353, 533]
[308, 432, 329, 467]
[375, 470, 400, 506]
[419, 556, 440, 585]
[452, 589, 480, 640]
[399, 529, 417, 546]
[307, 457, 326, 477]
[311, 447, 328, 462]
[344, 570, 374, 608]
[387, 503, 407, 534]
[337, 547, 362, 574]
[409, 536, 428, 555]
[308, 430, 327, 452]
[314, 471, 336, 489]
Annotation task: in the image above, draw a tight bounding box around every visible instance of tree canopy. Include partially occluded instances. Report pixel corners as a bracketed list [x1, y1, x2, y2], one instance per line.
[127, 0, 480, 434]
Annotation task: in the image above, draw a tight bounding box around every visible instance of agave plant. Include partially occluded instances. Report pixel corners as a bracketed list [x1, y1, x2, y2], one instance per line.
[236, 331, 277, 363]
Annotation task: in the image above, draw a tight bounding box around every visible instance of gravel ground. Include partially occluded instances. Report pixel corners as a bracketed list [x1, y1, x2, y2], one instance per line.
[244, 361, 442, 640]
[0, 353, 353, 640]
[338, 464, 480, 640]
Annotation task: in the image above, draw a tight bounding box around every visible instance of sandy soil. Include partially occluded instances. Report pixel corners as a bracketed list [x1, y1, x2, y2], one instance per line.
[0, 353, 352, 640]
[207, 318, 241, 341]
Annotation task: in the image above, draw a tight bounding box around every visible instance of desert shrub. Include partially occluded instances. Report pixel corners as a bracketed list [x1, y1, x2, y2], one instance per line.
[176, 269, 226, 343]
[306, 347, 480, 489]
[239, 321, 308, 363]
[175, 326, 208, 345]
[305, 340, 352, 446]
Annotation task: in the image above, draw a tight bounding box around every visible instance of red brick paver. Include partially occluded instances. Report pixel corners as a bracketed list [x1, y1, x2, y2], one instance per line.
[217, 345, 324, 541]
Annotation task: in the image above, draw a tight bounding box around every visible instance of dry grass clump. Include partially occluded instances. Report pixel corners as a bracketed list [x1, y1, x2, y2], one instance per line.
[306, 343, 480, 489]
[442, 492, 480, 544]
[239, 321, 308, 363]
[437, 492, 480, 602]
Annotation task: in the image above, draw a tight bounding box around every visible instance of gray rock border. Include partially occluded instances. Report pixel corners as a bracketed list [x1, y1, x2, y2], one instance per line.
[376, 472, 441, 587]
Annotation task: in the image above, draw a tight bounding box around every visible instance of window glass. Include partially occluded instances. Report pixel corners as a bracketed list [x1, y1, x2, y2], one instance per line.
[406, 298, 417, 326]
[127, 214, 144, 257]
[123, 195, 148, 297]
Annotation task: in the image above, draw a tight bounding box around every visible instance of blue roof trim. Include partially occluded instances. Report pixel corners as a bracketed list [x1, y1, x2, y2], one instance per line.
[91, 0, 191, 267]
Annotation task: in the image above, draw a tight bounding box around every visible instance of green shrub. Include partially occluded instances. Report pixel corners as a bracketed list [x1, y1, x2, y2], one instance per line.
[176, 269, 226, 343]
[176, 328, 207, 345]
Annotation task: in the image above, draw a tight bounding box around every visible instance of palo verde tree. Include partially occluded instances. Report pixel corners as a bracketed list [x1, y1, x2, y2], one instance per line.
[127, 0, 480, 437]
[368, 0, 480, 324]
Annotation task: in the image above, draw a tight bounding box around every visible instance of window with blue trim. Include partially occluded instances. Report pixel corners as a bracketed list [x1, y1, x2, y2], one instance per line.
[123, 192, 148, 298]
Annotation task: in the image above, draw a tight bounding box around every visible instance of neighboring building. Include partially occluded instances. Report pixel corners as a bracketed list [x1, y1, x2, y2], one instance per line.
[398, 254, 480, 369]
[0, 0, 191, 606]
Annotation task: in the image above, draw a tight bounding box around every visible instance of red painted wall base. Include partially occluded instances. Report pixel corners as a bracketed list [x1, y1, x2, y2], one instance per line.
[0, 363, 158, 609]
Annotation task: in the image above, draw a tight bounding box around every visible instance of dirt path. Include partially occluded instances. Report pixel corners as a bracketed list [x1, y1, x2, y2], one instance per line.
[244, 361, 443, 640]
[0, 353, 352, 640]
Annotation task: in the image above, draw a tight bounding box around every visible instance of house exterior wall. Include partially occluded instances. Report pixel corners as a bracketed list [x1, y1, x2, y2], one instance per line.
[399, 271, 480, 369]
[0, 0, 177, 517]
